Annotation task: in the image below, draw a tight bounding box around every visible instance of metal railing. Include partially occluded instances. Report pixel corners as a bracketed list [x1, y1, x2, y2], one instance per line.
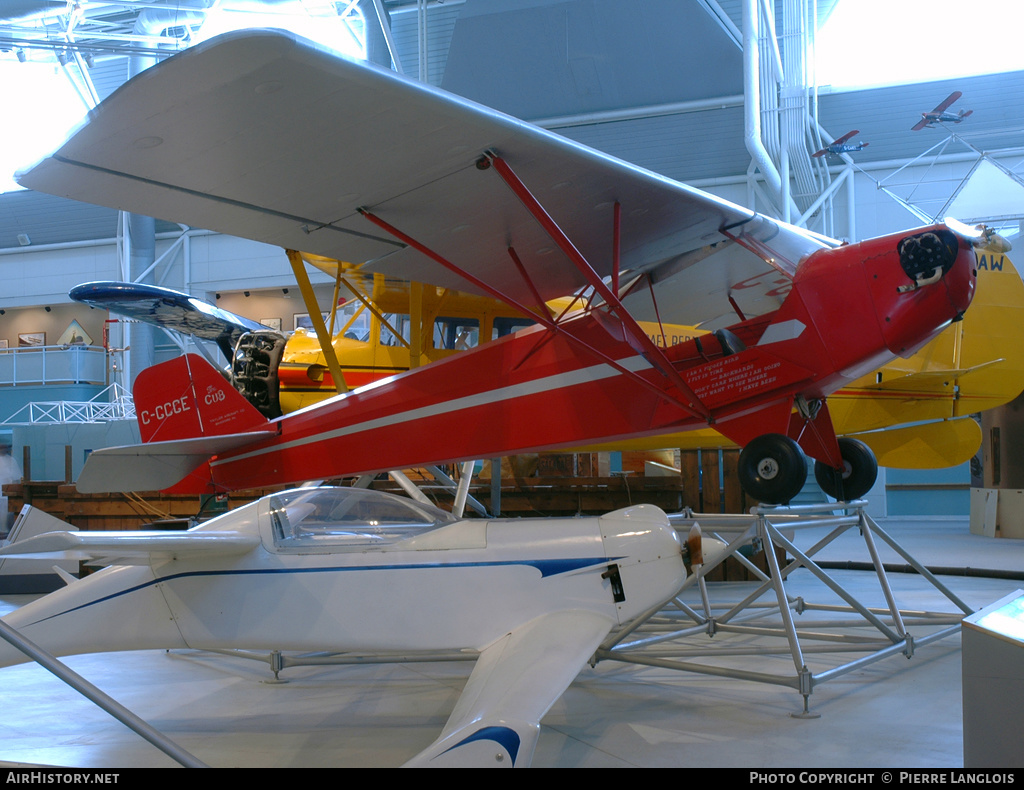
[0, 345, 108, 387]
[1, 384, 134, 425]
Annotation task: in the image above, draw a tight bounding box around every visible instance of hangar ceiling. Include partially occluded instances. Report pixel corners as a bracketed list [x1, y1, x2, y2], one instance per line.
[0, 1, 757, 105]
[0, 1, 831, 109]
[441, 0, 744, 119]
[0, 0, 1021, 250]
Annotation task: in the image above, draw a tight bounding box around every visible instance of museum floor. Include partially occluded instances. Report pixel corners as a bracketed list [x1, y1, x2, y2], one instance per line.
[0, 514, 1020, 769]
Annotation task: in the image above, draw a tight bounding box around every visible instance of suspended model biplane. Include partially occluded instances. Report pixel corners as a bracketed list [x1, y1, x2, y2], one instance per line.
[19, 30, 992, 504]
[912, 91, 973, 131]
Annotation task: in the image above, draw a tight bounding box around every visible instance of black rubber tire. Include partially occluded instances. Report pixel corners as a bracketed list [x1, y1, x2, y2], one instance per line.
[738, 434, 808, 505]
[814, 437, 878, 502]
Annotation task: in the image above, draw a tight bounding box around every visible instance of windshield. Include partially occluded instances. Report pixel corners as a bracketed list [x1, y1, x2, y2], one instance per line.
[269, 487, 455, 548]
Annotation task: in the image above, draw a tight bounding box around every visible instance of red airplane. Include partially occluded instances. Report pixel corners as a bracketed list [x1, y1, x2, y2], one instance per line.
[812, 130, 869, 158]
[19, 31, 987, 504]
[912, 91, 973, 130]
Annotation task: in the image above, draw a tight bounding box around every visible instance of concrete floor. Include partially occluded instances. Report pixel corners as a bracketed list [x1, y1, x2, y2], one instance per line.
[0, 514, 1021, 769]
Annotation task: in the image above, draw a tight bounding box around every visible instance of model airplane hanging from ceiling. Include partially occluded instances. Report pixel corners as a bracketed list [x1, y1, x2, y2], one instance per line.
[912, 91, 973, 131]
[811, 130, 869, 158]
[0, 486, 716, 767]
[18, 30, 999, 504]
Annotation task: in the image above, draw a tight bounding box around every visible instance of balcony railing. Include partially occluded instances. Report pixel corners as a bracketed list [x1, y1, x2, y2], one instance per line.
[0, 345, 108, 387]
[1, 383, 136, 425]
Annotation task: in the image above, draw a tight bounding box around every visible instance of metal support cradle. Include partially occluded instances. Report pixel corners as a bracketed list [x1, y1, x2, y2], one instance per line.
[196, 499, 973, 721]
[596, 500, 974, 716]
[176, 499, 972, 719]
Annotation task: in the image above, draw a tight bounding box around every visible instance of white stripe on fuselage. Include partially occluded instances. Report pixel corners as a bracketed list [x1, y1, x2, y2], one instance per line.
[211, 354, 651, 468]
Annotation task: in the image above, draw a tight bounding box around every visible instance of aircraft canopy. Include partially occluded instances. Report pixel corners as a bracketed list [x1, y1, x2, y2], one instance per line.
[269, 487, 455, 548]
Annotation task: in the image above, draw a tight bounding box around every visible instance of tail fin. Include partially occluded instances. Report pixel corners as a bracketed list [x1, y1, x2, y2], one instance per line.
[75, 355, 274, 494]
[134, 354, 268, 442]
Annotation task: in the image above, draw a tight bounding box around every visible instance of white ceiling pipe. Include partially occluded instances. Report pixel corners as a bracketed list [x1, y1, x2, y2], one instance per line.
[743, 0, 785, 213]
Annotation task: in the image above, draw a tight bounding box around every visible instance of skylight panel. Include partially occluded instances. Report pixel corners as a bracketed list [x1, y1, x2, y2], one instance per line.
[815, 0, 1024, 91]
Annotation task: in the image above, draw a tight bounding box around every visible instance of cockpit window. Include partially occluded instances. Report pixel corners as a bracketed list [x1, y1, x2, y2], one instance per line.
[269, 487, 455, 548]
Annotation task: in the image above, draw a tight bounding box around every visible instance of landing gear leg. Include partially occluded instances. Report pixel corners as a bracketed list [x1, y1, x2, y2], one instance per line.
[738, 434, 808, 505]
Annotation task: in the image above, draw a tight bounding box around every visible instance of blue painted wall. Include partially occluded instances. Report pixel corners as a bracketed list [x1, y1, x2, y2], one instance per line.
[886, 462, 971, 516]
[12, 420, 140, 482]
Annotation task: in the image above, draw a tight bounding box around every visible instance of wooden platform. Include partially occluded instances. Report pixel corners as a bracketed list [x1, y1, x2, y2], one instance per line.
[2, 482, 277, 531]
[1, 447, 756, 530]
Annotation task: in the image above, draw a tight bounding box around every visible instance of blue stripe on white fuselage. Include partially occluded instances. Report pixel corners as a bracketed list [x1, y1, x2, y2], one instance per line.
[23, 556, 622, 626]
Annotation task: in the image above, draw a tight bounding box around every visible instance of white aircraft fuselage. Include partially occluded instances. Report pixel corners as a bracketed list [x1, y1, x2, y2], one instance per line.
[0, 487, 689, 767]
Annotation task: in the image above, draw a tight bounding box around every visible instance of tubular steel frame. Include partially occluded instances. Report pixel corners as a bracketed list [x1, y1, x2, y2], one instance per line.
[599, 500, 974, 715]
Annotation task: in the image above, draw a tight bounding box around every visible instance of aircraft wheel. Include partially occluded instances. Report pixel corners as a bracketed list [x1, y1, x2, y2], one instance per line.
[738, 434, 808, 505]
[813, 438, 878, 502]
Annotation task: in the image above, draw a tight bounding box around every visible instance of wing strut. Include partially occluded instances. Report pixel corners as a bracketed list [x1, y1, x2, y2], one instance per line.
[505, 246, 550, 315]
[358, 209, 710, 421]
[286, 250, 349, 394]
[484, 153, 711, 422]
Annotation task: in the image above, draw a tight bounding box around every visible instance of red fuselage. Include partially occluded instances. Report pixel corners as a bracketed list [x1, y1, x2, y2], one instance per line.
[154, 224, 976, 494]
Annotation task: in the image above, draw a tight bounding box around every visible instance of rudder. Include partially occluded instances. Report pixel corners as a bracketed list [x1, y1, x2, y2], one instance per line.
[134, 354, 268, 442]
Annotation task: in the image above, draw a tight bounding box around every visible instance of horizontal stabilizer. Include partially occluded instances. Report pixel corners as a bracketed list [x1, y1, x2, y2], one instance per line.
[76, 431, 275, 493]
[866, 361, 1001, 393]
[0, 529, 261, 565]
[404, 609, 613, 768]
[849, 418, 982, 469]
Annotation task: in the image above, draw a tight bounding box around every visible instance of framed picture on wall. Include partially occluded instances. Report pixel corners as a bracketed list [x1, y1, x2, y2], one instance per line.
[0, 340, 8, 349]
[57, 319, 92, 346]
[18, 332, 45, 347]
[261, 317, 282, 331]
[293, 313, 330, 331]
